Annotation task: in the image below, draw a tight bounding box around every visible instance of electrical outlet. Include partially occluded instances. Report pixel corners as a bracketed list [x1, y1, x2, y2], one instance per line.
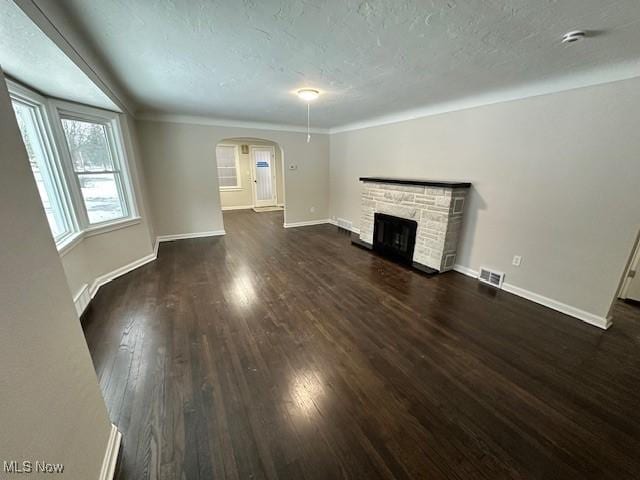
[512, 255, 522, 267]
[310, 206, 315, 213]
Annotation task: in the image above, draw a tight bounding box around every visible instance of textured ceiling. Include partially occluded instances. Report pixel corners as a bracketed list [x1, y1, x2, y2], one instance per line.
[0, 0, 117, 110]
[35, 0, 640, 127]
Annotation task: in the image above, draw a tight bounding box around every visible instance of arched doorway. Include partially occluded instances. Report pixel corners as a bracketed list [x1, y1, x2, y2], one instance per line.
[215, 137, 286, 221]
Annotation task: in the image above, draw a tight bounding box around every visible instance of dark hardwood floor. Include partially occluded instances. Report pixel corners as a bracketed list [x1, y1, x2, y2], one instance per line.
[82, 210, 640, 480]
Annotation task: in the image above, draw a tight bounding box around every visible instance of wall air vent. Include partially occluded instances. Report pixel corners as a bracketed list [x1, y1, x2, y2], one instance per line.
[478, 267, 505, 288]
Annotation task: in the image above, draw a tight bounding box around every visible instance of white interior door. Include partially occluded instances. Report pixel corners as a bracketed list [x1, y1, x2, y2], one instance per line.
[251, 146, 277, 207]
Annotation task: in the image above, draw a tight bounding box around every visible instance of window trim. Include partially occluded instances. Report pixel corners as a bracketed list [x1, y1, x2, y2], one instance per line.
[50, 99, 139, 229]
[7, 79, 141, 252]
[216, 144, 242, 191]
[8, 82, 78, 245]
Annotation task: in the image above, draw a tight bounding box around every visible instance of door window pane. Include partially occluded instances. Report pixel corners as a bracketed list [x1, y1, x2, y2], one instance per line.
[11, 100, 71, 240]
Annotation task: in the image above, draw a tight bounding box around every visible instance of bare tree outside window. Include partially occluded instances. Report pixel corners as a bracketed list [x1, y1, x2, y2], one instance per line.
[61, 118, 127, 224]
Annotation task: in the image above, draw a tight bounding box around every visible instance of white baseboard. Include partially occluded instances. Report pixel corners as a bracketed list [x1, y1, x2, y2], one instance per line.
[73, 284, 91, 317]
[284, 219, 331, 228]
[99, 424, 122, 480]
[89, 252, 157, 299]
[327, 218, 360, 234]
[502, 282, 612, 330]
[452, 264, 478, 278]
[221, 205, 253, 211]
[453, 264, 612, 330]
[156, 230, 226, 242]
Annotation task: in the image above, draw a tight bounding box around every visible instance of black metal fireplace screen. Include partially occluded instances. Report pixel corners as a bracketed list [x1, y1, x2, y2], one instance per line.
[373, 213, 417, 264]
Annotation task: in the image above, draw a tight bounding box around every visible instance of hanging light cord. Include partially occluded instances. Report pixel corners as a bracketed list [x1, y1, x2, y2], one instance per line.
[306, 103, 311, 143]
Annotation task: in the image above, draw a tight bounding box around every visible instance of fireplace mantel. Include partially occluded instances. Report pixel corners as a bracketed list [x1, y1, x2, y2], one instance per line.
[360, 177, 471, 189]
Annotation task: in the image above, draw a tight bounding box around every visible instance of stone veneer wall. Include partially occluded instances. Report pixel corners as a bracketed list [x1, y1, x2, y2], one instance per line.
[359, 182, 469, 271]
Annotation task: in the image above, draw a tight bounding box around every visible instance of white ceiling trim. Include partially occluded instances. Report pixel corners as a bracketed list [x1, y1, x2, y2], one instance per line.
[329, 61, 640, 134]
[136, 113, 330, 134]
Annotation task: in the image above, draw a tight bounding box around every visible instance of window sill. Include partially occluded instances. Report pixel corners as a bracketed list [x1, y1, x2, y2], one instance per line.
[219, 187, 243, 192]
[58, 217, 142, 257]
[84, 216, 142, 237]
[57, 232, 84, 257]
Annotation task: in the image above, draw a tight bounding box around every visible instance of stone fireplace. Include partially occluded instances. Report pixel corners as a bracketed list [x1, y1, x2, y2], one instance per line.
[356, 177, 471, 273]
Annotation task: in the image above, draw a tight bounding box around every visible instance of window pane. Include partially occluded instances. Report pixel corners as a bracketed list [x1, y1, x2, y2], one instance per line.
[61, 118, 114, 172]
[217, 167, 237, 175]
[78, 173, 125, 224]
[216, 145, 236, 167]
[219, 177, 238, 187]
[216, 145, 238, 187]
[12, 100, 69, 239]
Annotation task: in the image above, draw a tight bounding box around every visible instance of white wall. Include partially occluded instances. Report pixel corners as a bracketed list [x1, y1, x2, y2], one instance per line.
[0, 67, 112, 479]
[59, 114, 156, 299]
[330, 77, 640, 321]
[136, 119, 330, 236]
[60, 222, 154, 297]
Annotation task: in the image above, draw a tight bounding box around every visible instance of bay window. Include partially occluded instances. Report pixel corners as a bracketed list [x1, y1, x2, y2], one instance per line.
[8, 80, 138, 251]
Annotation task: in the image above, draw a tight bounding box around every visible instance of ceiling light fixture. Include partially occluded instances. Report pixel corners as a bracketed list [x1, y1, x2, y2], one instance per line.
[297, 89, 320, 143]
[297, 88, 320, 101]
[562, 30, 586, 44]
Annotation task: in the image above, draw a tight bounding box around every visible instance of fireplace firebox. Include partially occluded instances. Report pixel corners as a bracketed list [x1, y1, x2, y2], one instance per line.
[373, 213, 417, 264]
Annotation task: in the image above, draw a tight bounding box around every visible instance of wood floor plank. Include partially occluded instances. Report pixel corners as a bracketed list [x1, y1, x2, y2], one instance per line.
[82, 210, 640, 479]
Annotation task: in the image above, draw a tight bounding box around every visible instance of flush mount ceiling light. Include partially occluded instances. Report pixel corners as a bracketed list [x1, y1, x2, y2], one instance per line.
[296, 89, 321, 143]
[562, 30, 586, 44]
[297, 88, 320, 102]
